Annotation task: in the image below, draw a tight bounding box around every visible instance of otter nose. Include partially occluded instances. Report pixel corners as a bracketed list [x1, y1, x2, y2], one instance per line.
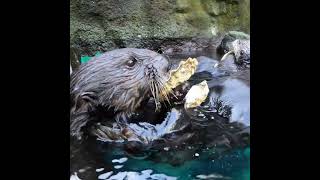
[146, 64, 157, 73]
[145, 64, 158, 78]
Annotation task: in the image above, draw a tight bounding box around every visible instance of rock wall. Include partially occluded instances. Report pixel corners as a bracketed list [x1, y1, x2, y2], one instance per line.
[70, 0, 250, 56]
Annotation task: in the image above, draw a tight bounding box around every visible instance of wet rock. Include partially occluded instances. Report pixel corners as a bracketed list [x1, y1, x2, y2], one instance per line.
[202, 0, 227, 16]
[175, 0, 191, 13]
[228, 31, 250, 40]
[161, 38, 218, 60]
[70, 0, 250, 55]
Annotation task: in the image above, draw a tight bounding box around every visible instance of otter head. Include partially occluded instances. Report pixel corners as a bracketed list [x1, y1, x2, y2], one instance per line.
[232, 39, 250, 67]
[98, 48, 170, 113]
[219, 39, 250, 73]
[70, 48, 170, 138]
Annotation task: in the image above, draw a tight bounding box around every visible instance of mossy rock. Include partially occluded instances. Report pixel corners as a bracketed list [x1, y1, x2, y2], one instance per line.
[70, 0, 250, 55]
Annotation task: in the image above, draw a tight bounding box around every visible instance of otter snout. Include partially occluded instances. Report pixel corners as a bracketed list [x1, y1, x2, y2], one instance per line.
[153, 55, 169, 71]
[238, 54, 250, 65]
[145, 55, 169, 79]
[145, 64, 158, 79]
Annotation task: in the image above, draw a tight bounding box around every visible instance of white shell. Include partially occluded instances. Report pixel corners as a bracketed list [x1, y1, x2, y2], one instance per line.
[185, 80, 209, 109]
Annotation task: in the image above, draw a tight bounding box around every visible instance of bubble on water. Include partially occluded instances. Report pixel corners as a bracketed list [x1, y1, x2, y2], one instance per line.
[78, 167, 91, 173]
[141, 169, 153, 175]
[98, 171, 113, 179]
[112, 157, 128, 163]
[114, 165, 124, 169]
[70, 173, 81, 180]
[96, 168, 104, 172]
[196, 173, 230, 179]
[106, 170, 177, 180]
[198, 113, 205, 117]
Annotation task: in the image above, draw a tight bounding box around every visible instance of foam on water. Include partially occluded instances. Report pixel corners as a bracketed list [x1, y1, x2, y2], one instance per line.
[96, 168, 104, 172]
[70, 173, 81, 180]
[98, 171, 113, 179]
[112, 157, 128, 164]
[105, 170, 177, 180]
[114, 165, 124, 169]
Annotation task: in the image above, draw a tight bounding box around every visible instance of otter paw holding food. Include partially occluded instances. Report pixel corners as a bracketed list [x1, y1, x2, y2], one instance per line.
[70, 48, 199, 141]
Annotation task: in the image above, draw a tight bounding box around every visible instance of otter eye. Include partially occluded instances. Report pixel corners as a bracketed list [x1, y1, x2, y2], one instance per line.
[126, 58, 137, 67]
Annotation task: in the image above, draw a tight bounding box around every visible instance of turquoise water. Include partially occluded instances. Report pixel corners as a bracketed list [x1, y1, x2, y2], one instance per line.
[93, 145, 250, 180]
[71, 52, 250, 180]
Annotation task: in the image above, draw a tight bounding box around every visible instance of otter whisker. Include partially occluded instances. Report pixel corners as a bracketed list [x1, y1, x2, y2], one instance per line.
[156, 76, 175, 97]
[154, 81, 160, 101]
[150, 80, 156, 101]
[153, 81, 161, 111]
[161, 87, 171, 105]
[152, 80, 157, 100]
[159, 79, 177, 99]
[123, 91, 129, 103]
[154, 77, 166, 91]
[150, 75, 171, 107]
[150, 80, 160, 111]
[156, 80, 171, 105]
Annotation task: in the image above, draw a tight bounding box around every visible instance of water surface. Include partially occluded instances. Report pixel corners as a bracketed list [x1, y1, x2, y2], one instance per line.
[70, 49, 250, 180]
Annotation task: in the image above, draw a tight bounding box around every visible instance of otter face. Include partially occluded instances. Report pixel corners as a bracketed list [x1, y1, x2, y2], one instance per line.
[108, 49, 170, 112]
[70, 48, 170, 115]
[232, 39, 250, 66]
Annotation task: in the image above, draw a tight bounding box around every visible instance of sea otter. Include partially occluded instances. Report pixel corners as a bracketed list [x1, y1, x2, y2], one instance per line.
[70, 48, 170, 140]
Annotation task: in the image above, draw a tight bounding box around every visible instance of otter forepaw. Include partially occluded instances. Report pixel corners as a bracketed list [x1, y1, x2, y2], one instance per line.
[70, 113, 90, 140]
[115, 113, 129, 128]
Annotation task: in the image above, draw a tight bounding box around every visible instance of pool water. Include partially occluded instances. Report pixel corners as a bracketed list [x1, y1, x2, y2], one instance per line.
[71, 136, 249, 180]
[100, 146, 249, 180]
[71, 50, 250, 180]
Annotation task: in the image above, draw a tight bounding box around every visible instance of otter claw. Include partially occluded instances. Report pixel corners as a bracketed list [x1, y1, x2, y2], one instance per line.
[115, 113, 129, 128]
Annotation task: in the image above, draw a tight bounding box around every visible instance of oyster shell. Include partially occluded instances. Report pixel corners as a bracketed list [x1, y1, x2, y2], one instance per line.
[184, 80, 209, 109]
[165, 57, 198, 90]
[160, 58, 198, 101]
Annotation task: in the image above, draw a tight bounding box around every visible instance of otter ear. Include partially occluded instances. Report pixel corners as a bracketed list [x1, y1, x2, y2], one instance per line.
[70, 92, 98, 140]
